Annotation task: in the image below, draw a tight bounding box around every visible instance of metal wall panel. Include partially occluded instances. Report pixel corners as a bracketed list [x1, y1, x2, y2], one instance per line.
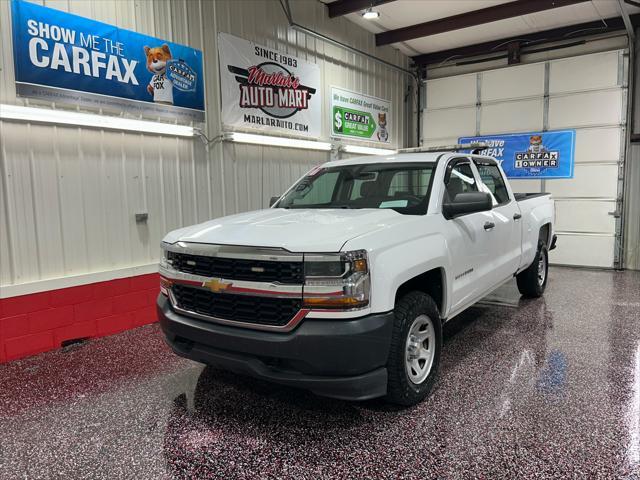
[574, 127, 621, 162]
[0, 0, 410, 289]
[425, 74, 476, 109]
[422, 137, 459, 148]
[423, 107, 476, 141]
[509, 179, 542, 194]
[546, 165, 619, 198]
[479, 99, 544, 134]
[548, 90, 624, 129]
[481, 63, 545, 102]
[549, 51, 620, 94]
[554, 234, 616, 268]
[554, 200, 616, 233]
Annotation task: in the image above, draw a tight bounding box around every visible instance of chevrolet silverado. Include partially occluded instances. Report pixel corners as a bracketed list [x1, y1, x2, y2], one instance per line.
[157, 150, 555, 406]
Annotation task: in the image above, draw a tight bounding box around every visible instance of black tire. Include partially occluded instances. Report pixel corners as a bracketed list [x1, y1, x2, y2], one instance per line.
[516, 240, 549, 298]
[386, 291, 442, 406]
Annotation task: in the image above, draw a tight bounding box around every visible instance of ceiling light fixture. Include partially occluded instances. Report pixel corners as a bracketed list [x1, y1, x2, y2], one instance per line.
[362, 7, 380, 20]
[0, 104, 195, 137]
[225, 132, 332, 151]
[341, 144, 396, 155]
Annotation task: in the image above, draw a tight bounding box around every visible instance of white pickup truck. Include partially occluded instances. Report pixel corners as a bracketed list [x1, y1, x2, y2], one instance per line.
[158, 150, 555, 405]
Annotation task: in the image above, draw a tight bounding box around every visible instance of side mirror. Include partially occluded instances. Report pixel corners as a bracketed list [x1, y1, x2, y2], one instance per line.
[442, 192, 492, 219]
[269, 196, 281, 207]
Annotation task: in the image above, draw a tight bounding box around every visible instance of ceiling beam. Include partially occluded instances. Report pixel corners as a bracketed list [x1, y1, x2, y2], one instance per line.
[376, 0, 590, 46]
[327, 0, 396, 18]
[412, 14, 640, 66]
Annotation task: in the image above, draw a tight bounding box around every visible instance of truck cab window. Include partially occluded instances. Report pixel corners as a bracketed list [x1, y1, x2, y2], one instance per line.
[276, 163, 436, 214]
[476, 163, 509, 205]
[349, 172, 379, 200]
[290, 171, 339, 206]
[388, 169, 432, 197]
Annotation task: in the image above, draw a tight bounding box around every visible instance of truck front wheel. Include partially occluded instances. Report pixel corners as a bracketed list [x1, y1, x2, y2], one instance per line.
[386, 291, 442, 406]
[516, 240, 549, 298]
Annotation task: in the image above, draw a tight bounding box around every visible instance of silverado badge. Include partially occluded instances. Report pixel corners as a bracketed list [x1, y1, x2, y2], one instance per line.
[202, 278, 232, 293]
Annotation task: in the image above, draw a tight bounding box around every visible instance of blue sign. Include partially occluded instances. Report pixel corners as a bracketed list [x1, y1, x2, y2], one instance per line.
[11, 0, 205, 121]
[459, 130, 576, 179]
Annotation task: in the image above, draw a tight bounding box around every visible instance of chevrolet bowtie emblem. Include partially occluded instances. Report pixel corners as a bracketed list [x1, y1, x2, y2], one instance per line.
[202, 278, 232, 293]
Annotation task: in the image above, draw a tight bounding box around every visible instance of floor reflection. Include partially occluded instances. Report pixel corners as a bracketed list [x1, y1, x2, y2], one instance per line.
[0, 268, 638, 479]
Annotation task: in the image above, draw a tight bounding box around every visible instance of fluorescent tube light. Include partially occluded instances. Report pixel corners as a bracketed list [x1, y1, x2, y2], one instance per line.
[0, 104, 195, 137]
[226, 132, 332, 151]
[341, 144, 397, 155]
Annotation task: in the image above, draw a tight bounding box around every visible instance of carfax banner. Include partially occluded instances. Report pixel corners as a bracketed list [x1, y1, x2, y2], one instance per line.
[331, 87, 392, 144]
[218, 32, 321, 138]
[459, 130, 576, 179]
[11, 0, 205, 122]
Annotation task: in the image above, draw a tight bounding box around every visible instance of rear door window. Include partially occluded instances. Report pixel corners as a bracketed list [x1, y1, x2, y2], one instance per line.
[475, 162, 510, 205]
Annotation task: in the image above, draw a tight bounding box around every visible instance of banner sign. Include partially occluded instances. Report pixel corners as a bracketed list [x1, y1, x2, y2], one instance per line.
[331, 87, 391, 144]
[459, 130, 576, 179]
[11, 0, 205, 122]
[218, 32, 321, 138]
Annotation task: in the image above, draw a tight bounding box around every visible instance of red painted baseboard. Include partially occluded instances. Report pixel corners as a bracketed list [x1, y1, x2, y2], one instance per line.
[0, 273, 160, 363]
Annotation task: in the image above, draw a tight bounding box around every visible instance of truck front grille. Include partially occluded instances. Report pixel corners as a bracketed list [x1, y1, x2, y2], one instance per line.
[171, 284, 302, 327]
[167, 251, 303, 284]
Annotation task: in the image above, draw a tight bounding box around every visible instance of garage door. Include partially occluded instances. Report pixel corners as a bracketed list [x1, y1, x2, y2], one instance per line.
[423, 50, 627, 268]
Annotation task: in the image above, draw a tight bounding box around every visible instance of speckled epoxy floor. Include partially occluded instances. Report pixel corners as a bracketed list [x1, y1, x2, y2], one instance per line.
[1, 267, 639, 479]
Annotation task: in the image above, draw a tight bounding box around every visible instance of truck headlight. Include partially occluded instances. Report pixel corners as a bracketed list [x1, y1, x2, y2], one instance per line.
[303, 250, 370, 309]
[159, 243, 174, 296]
[159, 243, 171, 269]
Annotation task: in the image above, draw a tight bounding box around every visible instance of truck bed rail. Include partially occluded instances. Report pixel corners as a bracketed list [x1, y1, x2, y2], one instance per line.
[514, 192, 550, 202]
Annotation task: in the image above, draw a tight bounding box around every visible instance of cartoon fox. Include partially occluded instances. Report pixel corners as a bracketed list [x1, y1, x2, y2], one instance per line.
[144, 44, 174, 105]
[527, 135, 547, 154]
[377, 112, 389, 142]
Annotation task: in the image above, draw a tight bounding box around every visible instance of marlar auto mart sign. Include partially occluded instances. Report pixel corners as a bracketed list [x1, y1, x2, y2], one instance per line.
[218, 32, 321, 137]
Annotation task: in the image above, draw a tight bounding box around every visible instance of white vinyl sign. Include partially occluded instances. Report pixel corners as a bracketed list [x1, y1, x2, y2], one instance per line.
[331, 87, 392, 144]
[218, 32, 321, 138]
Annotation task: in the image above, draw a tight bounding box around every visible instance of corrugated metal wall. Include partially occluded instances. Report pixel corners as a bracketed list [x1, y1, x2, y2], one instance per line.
[0, 0, 410, 290]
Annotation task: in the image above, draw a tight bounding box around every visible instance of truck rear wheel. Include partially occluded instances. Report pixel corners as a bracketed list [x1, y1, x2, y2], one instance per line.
[516, 240, 549, 298]
[386, 291, 442, 406]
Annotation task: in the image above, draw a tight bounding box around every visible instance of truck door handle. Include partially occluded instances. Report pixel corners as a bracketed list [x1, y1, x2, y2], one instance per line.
[484, 222, 495, 231]
[513, 213, 522, 221]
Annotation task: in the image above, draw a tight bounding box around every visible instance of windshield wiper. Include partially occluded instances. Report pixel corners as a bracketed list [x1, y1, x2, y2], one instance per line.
[280, 204, 356, 209]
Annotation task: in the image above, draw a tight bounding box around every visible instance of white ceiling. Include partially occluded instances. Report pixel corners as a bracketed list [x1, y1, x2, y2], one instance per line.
[321, 0, 639, 57]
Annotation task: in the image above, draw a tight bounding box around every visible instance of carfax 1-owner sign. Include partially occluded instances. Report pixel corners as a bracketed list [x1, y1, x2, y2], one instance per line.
[459, 130, 576, 179]
[331, 87, 392, 144]
[10, 0, 205, 122]
[218, 32, 321, 138]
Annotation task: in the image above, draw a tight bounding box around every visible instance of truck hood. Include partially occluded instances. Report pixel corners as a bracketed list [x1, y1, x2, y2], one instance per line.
[162, 208, 406, 252]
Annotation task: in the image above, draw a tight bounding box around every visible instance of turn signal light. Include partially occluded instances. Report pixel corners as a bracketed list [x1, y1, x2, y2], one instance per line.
[159, 276, 173, 296]
[303, 296, 368, 309]
[353, 258, 367, 273]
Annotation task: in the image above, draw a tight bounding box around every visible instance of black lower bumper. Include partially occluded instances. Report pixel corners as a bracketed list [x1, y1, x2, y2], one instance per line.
[157, 295, 394, 401]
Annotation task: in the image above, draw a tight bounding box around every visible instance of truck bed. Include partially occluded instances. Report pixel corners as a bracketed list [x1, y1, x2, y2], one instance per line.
[514, 192, 551, 202]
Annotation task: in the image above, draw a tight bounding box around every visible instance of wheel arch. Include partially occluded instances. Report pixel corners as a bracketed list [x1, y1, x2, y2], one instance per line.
[539, 222, 552, 246]
[394, 267, 446, 316]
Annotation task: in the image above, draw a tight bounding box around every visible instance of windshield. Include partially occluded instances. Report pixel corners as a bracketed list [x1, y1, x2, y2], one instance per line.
[275, 162, 436, 215]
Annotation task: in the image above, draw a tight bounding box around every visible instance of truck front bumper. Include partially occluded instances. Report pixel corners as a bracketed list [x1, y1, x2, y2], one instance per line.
[157, 295, 394, 401]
